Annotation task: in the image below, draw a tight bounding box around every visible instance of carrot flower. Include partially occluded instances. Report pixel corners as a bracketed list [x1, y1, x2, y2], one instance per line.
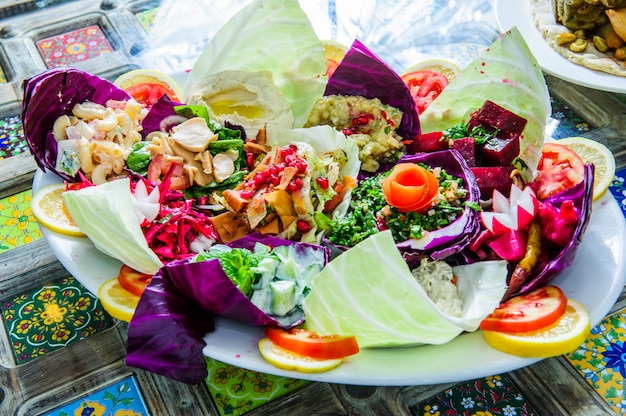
[382, 163, 439, 213]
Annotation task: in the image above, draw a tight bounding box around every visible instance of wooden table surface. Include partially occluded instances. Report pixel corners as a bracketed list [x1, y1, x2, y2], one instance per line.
[1, 1, 626, 415]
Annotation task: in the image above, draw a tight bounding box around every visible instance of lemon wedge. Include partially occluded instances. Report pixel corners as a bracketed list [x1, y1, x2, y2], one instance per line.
[403, 58, 461, 81]
[31, 183, 86, 237]
[557, 136, 616, 201]
[483, 299, 590, 358]
[98, 278, 140, 322]
[258, 338, 343, 373]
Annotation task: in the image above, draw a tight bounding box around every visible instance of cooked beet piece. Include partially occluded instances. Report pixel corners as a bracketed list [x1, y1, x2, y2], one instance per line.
[452, 137, 476, 166]
[481, 136, 520, 167]
[470, 166, 515, 198]
[410, 131, 449, 153]
[467, 100, 527, 139]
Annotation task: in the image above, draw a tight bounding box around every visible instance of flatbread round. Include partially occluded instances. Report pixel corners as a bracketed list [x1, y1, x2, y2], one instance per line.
[531, 0, 626, 76]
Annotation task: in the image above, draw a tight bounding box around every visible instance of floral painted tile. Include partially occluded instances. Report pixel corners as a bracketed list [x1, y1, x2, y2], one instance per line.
[40, 376, 149, 416]
[546, 96, 593, 140]
[0, 114, 26, 160]
[566, 310, 626, 415]
[609, 168, 626, 220]
[36, 25, 114, 68]
[0, 275, 114, 364]
[410, 375, 538, 416]
[0, 189, 42, 254]
[135, 7, 160, 34]
[205, 357, 309, 416]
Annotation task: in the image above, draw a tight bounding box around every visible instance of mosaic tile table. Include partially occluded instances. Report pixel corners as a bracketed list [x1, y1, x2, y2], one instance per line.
[1, 1, 626, 415]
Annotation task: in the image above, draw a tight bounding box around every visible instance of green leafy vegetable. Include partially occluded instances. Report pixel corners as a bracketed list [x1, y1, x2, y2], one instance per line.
[126, 141, 152, 175]
[196, 245, 265, 297]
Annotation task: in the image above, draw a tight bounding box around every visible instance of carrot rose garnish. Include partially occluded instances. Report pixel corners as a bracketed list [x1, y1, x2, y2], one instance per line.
[382, 163, 439, 213]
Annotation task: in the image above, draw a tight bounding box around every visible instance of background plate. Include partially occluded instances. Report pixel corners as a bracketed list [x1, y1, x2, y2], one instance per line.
[494, 0, 626, 94]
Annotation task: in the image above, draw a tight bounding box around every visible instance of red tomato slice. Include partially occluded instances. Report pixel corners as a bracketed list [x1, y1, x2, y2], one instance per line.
[532, 142, 585, 200]
[265, 327, 359, 360]
[479, 285, 568, 333]
[401, 70, 449, 113]
[117, 264, 153, 297]
[126, 82, 180, 108]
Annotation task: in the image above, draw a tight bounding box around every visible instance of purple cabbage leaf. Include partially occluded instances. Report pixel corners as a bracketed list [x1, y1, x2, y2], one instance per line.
[126, 233, 330, 384]
[325, 39, 420, 140]
[514, 163, 594, 295]
[21, 67, 130, 181]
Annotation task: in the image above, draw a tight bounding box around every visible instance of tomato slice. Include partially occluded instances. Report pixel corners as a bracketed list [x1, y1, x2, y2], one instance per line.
[479, 285, 568, 333]
[264, 327, 359, 360]
[532, 142, 585, 200]
[117, 264, 153, 297]
[126, 82, 180, 108]
[401, 70, 449, 113]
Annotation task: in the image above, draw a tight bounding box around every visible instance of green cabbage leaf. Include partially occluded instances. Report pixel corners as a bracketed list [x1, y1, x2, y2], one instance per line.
[182, 0, 327, 128]
[63, 178, 163, 274]
[302, 230, 508, 348]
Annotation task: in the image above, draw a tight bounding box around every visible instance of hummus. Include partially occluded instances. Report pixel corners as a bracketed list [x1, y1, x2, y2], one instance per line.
[305, 95, 404, 172]
[186, 70, 294, 140]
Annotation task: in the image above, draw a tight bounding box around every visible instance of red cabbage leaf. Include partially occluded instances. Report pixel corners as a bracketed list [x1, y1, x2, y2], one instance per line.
[126, 233, 329, 384]
[21, 67, 130, 181]
[395, 150, 481, 260]
[325, 39, 420, 141]
[513, 164, 594, 295]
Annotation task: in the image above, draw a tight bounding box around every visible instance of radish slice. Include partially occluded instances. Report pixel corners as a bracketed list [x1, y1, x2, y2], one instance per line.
[480, 185, 537, 235]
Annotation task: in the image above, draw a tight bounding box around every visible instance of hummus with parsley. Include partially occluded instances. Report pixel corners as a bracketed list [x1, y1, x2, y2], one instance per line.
[305, 95, 404, 172]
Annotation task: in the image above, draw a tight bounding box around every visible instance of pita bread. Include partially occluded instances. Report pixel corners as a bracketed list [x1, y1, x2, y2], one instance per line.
[531, 0, 626, 76]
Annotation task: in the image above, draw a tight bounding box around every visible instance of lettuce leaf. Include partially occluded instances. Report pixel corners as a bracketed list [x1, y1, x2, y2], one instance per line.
[419, 28, 550, 181]
[182, 0, 327, 128]
[302, 230, 507, 348]
[62, 178, 163, 274]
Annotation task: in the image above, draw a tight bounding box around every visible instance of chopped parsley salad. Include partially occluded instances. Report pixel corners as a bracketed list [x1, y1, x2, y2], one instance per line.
[328, 164, 478, 247]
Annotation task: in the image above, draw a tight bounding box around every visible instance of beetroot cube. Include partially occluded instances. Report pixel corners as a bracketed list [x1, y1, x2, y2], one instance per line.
[470, 166, 515, 198]
[467, 100, 527, 139]
[410, 131, 449, 153]
[452, 137, 476, 166]
[481, 136, 520, 167]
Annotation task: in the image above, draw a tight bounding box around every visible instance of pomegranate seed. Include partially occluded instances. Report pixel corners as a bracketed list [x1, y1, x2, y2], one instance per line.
[296, 220, 312, 234]
[316, 177, 329, 190]
[240, 189, 254, 199]
[342, 127, 354, 136]
[253, 172, 265, 186]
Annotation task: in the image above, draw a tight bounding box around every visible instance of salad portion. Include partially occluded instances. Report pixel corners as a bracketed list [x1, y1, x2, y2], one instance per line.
[23, 0, 601, 385]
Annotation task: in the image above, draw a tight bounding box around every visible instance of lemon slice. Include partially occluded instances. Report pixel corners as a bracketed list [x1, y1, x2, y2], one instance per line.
[98, 278, 140, 322]
[557, 136, 616, 201]
[258, 338, 343, 373]
[403, 58, 461, 81]
[322, 39, 348, 62]
[114, 69, 183, 101]
[483, 299, 590, 358]
[31, 183, 86, 237]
